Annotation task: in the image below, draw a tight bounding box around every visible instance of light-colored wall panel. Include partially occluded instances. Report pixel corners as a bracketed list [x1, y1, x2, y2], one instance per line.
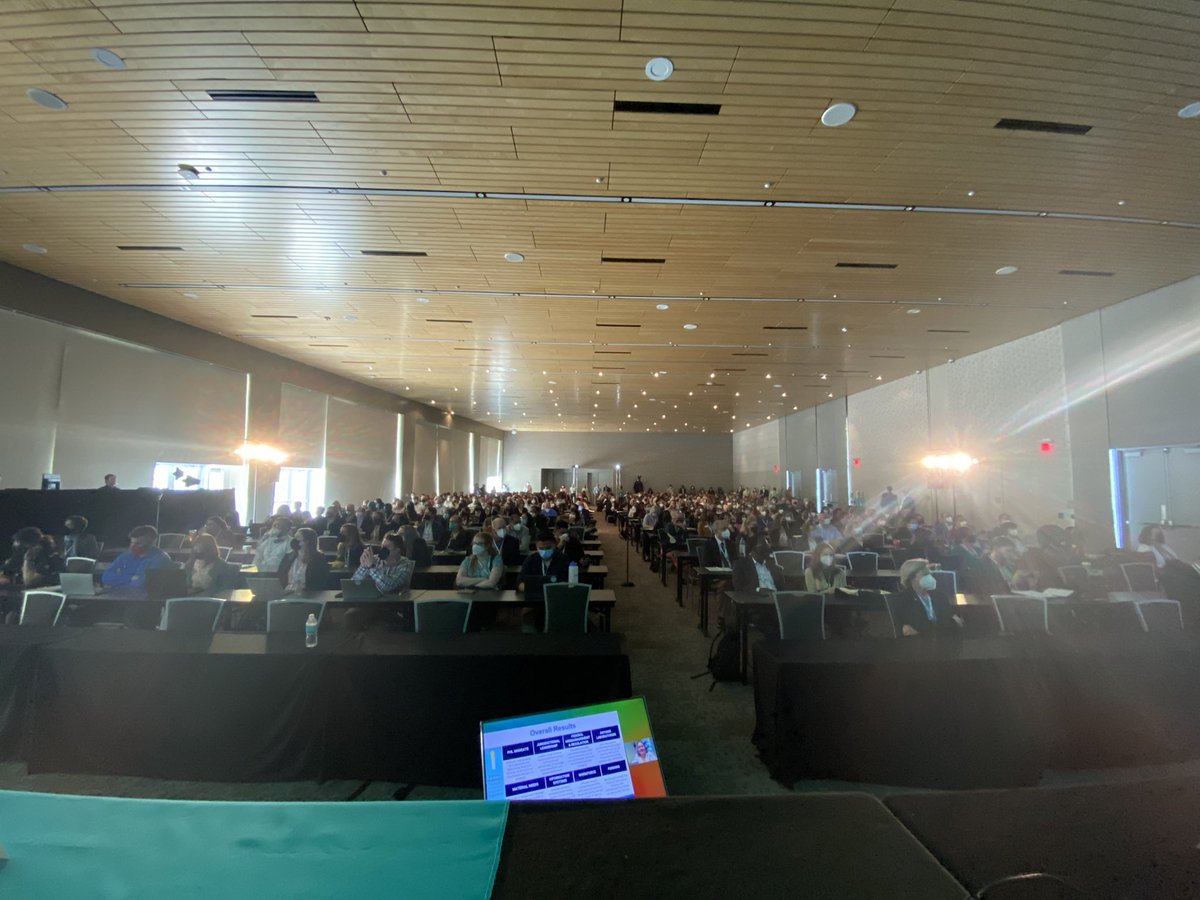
[847, 372, 929, 507]
[0, 309, 64, 488]
[278, 382, 327, 470]
[411, 422, 439, 494]
[732, 420, 781, 489]
[324, 397, 396, 504]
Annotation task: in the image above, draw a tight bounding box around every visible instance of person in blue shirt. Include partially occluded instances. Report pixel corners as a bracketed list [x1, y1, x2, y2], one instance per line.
[101, 525, 171, 589]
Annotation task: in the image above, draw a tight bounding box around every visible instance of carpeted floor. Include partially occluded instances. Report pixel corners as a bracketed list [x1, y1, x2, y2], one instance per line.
[5, 518, 1200, 802]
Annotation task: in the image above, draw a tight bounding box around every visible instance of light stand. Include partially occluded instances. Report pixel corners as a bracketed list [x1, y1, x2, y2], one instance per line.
[621, 514, 635, 587]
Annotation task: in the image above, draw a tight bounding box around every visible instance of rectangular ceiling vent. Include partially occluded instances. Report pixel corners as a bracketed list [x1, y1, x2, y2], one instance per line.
[698, 382, 726, 387]
[250, 314, 297, 319]
[309, 343, 348, 347]
[591, 380, 622, 383]
[425, 318, 472, 324]
[995, 117, 1091, 135]
[361, 249, 427, 257]
[869, 354, 906, 359]
[600, 256, 666, 264]
[835, 261, 897, 269]
[596, 323, 641, 328]
[836, 370, 868, 375]
[117, 245, 182, 251]
[613, 100, 721, 116]
[208, 89, 319, 103]
[763, 325, 808, 331]
[732, 352, 768, 357]
[1059, 269, 1114, 277]
[454, 347, 489, 351]
[927, 329, 970, 334]
[594, 351, 631, 355]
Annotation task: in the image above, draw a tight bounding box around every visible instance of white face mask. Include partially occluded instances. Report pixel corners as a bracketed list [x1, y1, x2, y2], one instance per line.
[496, 528, 506, 539]
[918, 574, 938, 591]
[720, 529, 731, 540]
[820, 555, 834, 567]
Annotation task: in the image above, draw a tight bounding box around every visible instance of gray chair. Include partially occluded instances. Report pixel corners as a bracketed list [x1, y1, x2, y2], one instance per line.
[415, 599, 472, 633]
[64, 556, 96, 573]
[845, 551, 879, 573]
[992, 594, 1049, 634]
[162, 597, 225, 633]
[1058, 564, 1094, 598]
[881, 592, 901, 638]
[1121, 562, 1159, 594]
[218, 546, 234, 562]
[1135, 597, 1184, 632]
[773, 591, 826, 640]
[157, 533, 187, 551]
[771, 550, 806, 578]
[20, 591, 67, 626]
[266, 599, 325, 633]
[544, 582, 591, 633]
[685, 537, 707, 558]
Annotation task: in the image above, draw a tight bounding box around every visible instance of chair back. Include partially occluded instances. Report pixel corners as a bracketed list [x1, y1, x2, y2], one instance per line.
[1135, 598, 1184, 632]
[1121, 562, 1158, 593]
[773, 591, 826, 640]
[157, 533, 187, 551]
[544, 583, 591, 633]
[845, 551, 879, 573]
[799, 551, 812, 570]
[881, 592, 900, 638]
[64, 556, 96, 573]
[931, 569, 957, 600]
[266, 599, 325, 633]
[991, 594, 1049, 634]
[218, 546, 234, 562]
[568, 526, 585, 541]
[162, 597, 225, 633]
[1058, 565, 1092, 596]
[861, 532, 886, 551]
[414, 599, 472, 633]
[145, 566, 187, 601]
[685, 537, 707, 558]
[771, 550, 805, 576]
[20, 591, 67, 626]
[317, 535, 338, 554]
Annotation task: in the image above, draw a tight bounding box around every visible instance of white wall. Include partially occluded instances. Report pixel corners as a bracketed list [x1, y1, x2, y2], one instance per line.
[732, 420, 782, 489]
[504, 432, 734, 492]
[324, 397, 398, 504]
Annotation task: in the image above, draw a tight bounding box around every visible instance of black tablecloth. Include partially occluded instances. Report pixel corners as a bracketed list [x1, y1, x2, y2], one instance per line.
[0, 627, 77, 759]
[491, 795, 967, 899]
[754, 633, 1200, 789]
[26, 629, 631, 785]
[887, 777, 1200, 899]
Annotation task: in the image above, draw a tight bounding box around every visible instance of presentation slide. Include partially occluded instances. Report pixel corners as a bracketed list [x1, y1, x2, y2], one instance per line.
[481, 697, 666, 801]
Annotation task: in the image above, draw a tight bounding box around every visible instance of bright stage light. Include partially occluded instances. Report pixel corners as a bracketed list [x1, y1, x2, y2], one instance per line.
[920, 452, 978, 472]
[235, 442, 289, 464]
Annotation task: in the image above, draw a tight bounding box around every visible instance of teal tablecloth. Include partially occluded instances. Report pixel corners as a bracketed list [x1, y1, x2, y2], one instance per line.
[0, 790, 508, 899]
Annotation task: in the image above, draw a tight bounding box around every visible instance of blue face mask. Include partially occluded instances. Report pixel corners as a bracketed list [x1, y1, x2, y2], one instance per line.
[471, 543, 486, 556]
[538, 548, 554, 559]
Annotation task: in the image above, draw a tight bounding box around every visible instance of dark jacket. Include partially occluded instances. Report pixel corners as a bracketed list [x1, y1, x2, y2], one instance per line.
[276, 550, 331, 591]
[891, 587, 961, 637]
[406, 535, 433, 569]
[417, 516, 449, 549]
[445, 527, 475, 553]
[184, 556, 241, 594]
[518, 549, 571, 599]
[732, 555, 785, 593]
[3, 538, 63, 588]
[499, 534, 523, 567]
[702, 536, 740, 568]
[62, 531, 101, 561]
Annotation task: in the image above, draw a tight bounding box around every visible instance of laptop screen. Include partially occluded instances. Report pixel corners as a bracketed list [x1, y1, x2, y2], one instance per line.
[480, 696, 666, 802]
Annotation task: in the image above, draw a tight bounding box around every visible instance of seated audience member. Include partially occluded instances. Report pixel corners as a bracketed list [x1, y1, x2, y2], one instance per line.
[335, 522, 366, 570]
[62, 515, 100, 560]
[200, 516, 238, 550]
[554, 520, 587, 566]
[703, 519, 739, 568]
[1137, 524, 1200, 607]
[278, 527, 330, 593]
[892, 558, 963, 638]
[184, 534, 240, 594]
[0, 527, 63, 589]
[804, 543, 847, 592]
[351, 532, 415, 594]
[362, 509, 388, 544]
[418, 506, 448, 549]
[492, 516, 522, 567]
[517, 531, 570, 599]
[456, 532, 504, 589]
[101, 525, 171, 589]
[309, 506, 328, 536]
[254, 516, 293, 572]
[1025, 524, 1082, 589]
[399, 523, 433, 568]
[444, 515, 474, 553]
[292, 500, 310, 521]
[732, 542, 783, 593]
[808, 514, 841, 548]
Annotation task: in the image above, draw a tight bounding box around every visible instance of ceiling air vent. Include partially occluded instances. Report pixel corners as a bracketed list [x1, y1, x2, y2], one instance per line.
[207, 89, 318, 103]
[1059, 269, 1114, 277]
[927, 329, 970, 334]
[594, 351, 632, 355]
[763, 325, 808, 330]
[995, 118, 1091, 135]
[118, 245, 182, 251]
[835, 262, 897, 269]
[732, 352, 768, 357]
[361, 249, 427, 257]
[250, 314, 297, 319]
[613, 100, 720, 116]
[596, 323, 642, 328]
[601, 257, 666, 264]
[426, 318, 472, 324]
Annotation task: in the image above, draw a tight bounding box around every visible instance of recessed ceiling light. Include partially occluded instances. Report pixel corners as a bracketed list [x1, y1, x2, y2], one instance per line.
[995, 265, 1019, 275]
[906, 308, 921, 315]
[966, 190, 976, 197]
[828, 392, 834, 398]
[21, 243, 48, 254]
[820, 101, 857, 127]
[90, 47, 126, 70]
[416, 296, 430, 304]
[655, 303, 670, 310]
[177, 164, 200, 182]
[1117, 200, 1126, 206]
[595, 176, 605, 184]
[343, 314, 357, 321]
[875, 375, 883, 381]
[504, 252, 524, 262]
[1178, 101, 1200, 119]
[182, 291, 198, 299]
[840, 327, 848, 333]
[547, 380, 556, 385]
[762, 182, 773, 189]
[645, 57, 674, 81]
[683, 323, 698, 330]
[26, 88, 67, 110]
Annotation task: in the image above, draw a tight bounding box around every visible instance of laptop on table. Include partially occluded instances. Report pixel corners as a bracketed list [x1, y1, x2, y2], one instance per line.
[58, 572, 103, 596]
[245, 576, 285, 602]
[340, 578, 383, 601]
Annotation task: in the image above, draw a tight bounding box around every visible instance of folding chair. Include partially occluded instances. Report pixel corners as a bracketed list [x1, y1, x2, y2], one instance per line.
[64, 556, 96, 573]
[266, 599, 326, 632]
[161, 597, 225, 633]
[773, 591, 825, 640]
[845, 551, 879, 573]
[991, 594, 1049, 634]
[414, 599, 472, 633]
[544, 583, 591, 633]
[1135, 597, 1184, 632]
[1120, 562, 1161, 594]
[19, 591, 67, 626]
[157, 533, 187, 551]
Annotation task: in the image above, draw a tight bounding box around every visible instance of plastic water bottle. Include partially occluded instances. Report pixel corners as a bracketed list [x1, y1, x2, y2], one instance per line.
[305, 613, 318, 648]
[568, 561, 579, 584]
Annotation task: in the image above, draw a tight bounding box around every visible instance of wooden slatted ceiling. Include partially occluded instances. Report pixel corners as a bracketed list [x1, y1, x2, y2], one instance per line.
[0, 1, 1198, 433]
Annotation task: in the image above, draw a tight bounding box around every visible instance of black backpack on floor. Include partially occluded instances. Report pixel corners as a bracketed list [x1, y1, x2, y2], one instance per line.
[692, 628, 740, 691]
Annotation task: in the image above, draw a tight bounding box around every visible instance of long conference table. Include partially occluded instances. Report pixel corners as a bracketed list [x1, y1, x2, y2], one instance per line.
[2, 626, 632, 787]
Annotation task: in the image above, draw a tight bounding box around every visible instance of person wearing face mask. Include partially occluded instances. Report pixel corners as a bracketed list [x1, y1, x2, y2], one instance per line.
[444, 515, 474, 553]
[733, 541, 784, 594]
[456, 532, 504, 589]
[491, 516, 522, 567]
[277, 527, 330, 593]
[804, 542, 847, 593]
[101, 525, 171, 589]
[808, 515, 841, 549]
[893, 558, 964, 637]
[184, 533, 240, 594]
[509, 514, 532, 554]
[334, 523, 366, 571]
[254, 516, 293, 572]
[419, 507, 448, 549]
[352, 532, 415, 594]
[1, 526, 63, 590]
[61, 515, 100, 561]
[703, 519, 739, 568]
[517, 531, 571, 600]
[553, 520, 587, 565]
